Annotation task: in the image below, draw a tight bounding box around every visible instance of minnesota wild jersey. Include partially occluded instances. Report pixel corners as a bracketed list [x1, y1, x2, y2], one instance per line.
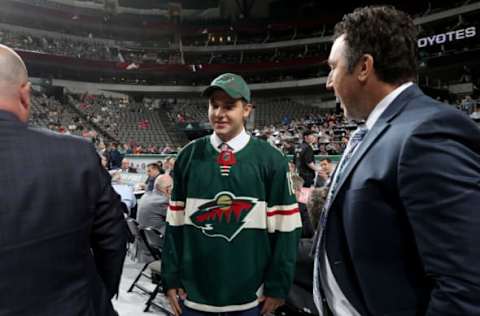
[161, 135, 302, 312]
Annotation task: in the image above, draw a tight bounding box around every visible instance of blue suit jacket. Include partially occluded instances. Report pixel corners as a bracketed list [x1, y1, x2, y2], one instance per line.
[0, 111, 128, 316]
[321, 85, 480, 315]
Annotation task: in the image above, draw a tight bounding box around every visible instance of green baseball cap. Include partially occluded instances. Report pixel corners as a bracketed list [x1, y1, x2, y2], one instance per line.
[203, 73, 251, 103]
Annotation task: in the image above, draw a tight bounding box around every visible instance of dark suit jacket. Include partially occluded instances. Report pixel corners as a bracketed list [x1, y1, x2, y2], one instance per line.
[108, 149, 122, 170]
[0, 111, 128, 316]
[321, 85, 480, 315]
[298, 143, 316, 187]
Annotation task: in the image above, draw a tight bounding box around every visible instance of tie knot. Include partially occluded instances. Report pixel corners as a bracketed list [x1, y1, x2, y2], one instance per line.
[219, 143, 231, 151]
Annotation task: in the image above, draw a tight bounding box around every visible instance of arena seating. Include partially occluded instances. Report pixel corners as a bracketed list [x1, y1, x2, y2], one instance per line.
[69, 94, 178, 149]
[254, 98, 326, 127]
[29, 92, 101, 139]
[166, 98, 208, 124]
[30, 89, 479, 156]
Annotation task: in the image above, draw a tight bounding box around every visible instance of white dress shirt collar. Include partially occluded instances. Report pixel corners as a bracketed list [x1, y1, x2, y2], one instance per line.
[365, 82, 413, 130]
[210, 128, 250, 152]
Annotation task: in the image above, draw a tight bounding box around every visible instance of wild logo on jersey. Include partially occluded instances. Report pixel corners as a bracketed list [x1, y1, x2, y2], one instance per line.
[190, 192, 256, 242]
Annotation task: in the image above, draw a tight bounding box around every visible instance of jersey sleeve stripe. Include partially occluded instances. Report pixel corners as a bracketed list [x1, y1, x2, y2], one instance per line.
[267, 203, 298, 212]
[167, 209, 185, 226]
[266, 211, 302, 233]
[169, 205, 185, 211]
[267, 208, 300, 217]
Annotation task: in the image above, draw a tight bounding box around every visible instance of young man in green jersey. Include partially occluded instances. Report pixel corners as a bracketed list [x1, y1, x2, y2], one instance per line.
[161, 73, 302, 316]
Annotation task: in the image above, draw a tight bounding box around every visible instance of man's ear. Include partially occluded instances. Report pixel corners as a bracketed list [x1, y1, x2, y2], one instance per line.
[357, 54, 374, 83]
[18, 81, 31, 122]
[243, 102, 253, 119]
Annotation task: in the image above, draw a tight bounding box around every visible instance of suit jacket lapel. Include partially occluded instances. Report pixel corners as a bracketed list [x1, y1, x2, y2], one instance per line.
[328, 84, 424, 208]
[329, 122, 390, 205]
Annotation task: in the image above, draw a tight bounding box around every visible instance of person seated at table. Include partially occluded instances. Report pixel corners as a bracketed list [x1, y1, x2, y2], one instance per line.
[137, 174, 173, 229]
[137, 174, 173, 261]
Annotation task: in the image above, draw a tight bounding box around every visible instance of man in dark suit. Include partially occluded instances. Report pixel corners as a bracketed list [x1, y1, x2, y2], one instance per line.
[108, 143, 123, 170]
[0, 44, 128, 316]
[313, 6, 480, 316]
[298, 130, 322, 187]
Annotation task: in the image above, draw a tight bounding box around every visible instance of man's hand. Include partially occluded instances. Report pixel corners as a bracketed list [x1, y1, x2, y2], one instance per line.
[259, 296, 285, 315]
[166, 288, 187, 316]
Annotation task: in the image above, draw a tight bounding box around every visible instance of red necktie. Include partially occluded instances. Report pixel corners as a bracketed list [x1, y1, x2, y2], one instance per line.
[217, 143, 236, 176]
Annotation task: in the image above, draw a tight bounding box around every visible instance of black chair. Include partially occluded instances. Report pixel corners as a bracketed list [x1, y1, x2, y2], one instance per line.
[139, 225, 172, 315]
[141, 226, 164, 260]
[126, 217, 138, 243]
[127, 219, 155, 294]
[125, 217, 139, 258]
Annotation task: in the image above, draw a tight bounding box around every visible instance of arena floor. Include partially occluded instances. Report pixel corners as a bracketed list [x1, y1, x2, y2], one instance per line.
[113, 257, 171, 316]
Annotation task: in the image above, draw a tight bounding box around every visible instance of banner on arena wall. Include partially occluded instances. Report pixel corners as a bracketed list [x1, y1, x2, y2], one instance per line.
[417, 26, 476, 47]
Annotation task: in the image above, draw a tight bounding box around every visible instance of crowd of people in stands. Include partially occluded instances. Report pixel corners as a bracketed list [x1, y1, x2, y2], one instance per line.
[184, 43, 328, 66]
[29, 91, 480, 161]
[29, 92, 101, 139]
[27, 86, 479, 168]
[183, 20, 377, 47]
[93, 111, 353, 160]
[3, 14, 478, 90]
[68, 93, 179, 150]
[167, 99, 206, 123]
[0, 27, 181, 64]
[70, 93, 124, 135]
[254, 112, 355, 156]
[10, 0, 471, 44]
[120, 49, 182, 64]
[0, 28, 113, 60]
[90, 111, 353, 161]
[0, 25, 331, 67]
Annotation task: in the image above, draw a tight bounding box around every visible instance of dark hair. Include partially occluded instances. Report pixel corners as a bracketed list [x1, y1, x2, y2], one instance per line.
[303, 130, 315, 138]
[334, 6, 418, 85]
[147, 163, 160, 171]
